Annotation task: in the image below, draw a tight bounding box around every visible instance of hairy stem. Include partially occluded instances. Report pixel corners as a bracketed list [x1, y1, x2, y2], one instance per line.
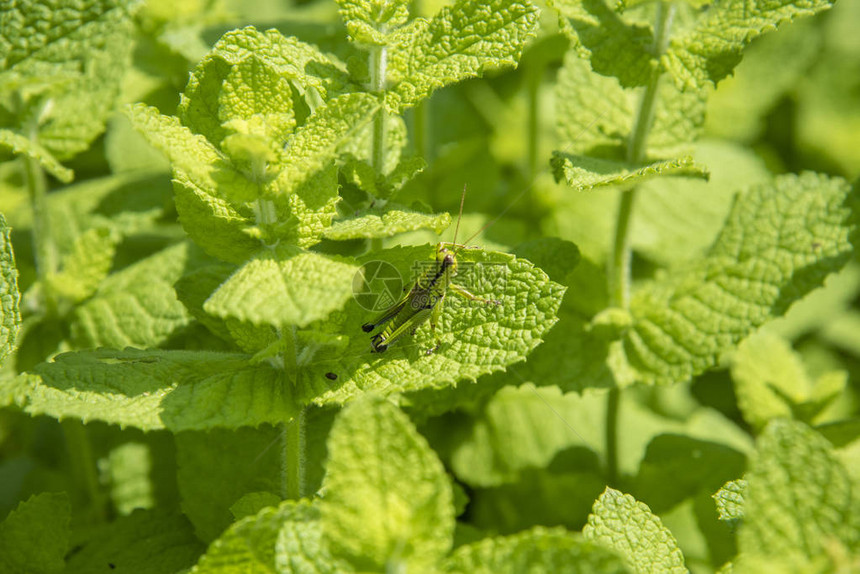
[606, 0, 675, 484]
[282, 408, 307, 500]
[605, 387, 620, 486]
[23, 141, 56, 312]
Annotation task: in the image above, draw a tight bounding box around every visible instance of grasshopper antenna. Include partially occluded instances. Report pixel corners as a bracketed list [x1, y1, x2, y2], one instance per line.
[452, 184, 467, 246]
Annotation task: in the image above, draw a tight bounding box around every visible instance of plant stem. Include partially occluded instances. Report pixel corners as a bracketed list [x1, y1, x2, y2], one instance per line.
[282, 408, 307, 500]
[370, 46, 388, 178]
[605, 0, 675, 485]
[62, 419, 106, 521]
[605, 387, 620, 486]
[23, 142, 56, 313]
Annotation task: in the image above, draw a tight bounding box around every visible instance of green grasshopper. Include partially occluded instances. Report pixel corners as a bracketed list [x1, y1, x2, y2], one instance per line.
[361, 189, 502, 354]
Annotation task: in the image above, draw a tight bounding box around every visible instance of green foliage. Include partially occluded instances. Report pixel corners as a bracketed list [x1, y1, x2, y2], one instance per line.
[0, 214, 19, 368]
[321, 395, 454, 571]
[584, 488, 687, 573]
[1, 0, 859, 571]
[0, 492, 70, 574]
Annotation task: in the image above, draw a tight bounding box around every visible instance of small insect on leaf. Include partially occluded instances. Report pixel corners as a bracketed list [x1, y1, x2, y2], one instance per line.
[325, 372, 338, 381]
[361, 186, 502, 355]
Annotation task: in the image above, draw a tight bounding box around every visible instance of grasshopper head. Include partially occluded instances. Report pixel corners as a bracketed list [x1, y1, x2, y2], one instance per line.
[437, 243, 458, 277]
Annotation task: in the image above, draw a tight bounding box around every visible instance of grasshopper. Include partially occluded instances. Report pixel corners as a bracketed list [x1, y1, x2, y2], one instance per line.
[361, 188, 502, 354]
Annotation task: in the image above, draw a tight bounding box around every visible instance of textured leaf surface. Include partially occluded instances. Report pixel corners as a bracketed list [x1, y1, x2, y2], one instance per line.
[337, 0, 410, 45]
[0, 129, 73, 182]
[584, 488, 687, 573]
[17, 348, 295, 431]
[552, 0, 654, 87]
[205, 248, 358, 329]
[731, 331, 810, 429]
[186, 26, 351, 106]
[739, 420, 856, 561]
[298, 246, 564, 403]
[70, 242, 193, 349]
[0, 0, 138, 159]
[0, 213, 20, 369]
[64, 509, 203, 574]
[324, 207, 451, 240]
[192, 500, 345, 573]
[713, 479, 746, 525]
[442, 527, 631, 573]
[321, 396, 454, 571]
[664, 0, 835, 90]
[127, 104, 259, 206]
[552, 153, 708, 191]
[616, 172, 855, 385]
[0, 492, 70, 574]
[387, 0, 539, 109]
[272, 93, 379, 197]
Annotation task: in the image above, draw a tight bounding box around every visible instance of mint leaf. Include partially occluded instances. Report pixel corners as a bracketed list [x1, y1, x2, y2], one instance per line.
[321, 395, 454, 571]
[713, 479, 746, 526]
[339, 155, 426, 199]
[299, 247, 565, 403]
[171, 173, 261, 265]
[616, 172, 855, 386]
[552, 153, 708, 191]
[177, 427, 283, 542]
[218, 56, 296, 142]
[24, 348, 296, 431]
[276, 500, 351, 574]
[0, 0, 138, 159]
[193, 26, 351, 105]
[65, 509, 203, 574]
[552, 0, 654, 88]
[70, 242, 194, 349]
[194, 499, 347, 573]
[664, 0, 835, 91]
[338, 0, 410, 45]
[0, 130, 73, 183]
[204, 248, 358, 329]
[46, 226, 117, 304]
[584, 487, 687, 573]
[441, 526, 631, 573]
[730, 331, 846, 429]
[555, 53, 705, 162]
[0, 492, 70, 574]
[272, 92, 379, 196]
[739, 420, 856, 565]
[127, 103, 259, 206]
[387, 0, 540, 109]
[324, 206, 451, 240]
[0, 213, 20, 368]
